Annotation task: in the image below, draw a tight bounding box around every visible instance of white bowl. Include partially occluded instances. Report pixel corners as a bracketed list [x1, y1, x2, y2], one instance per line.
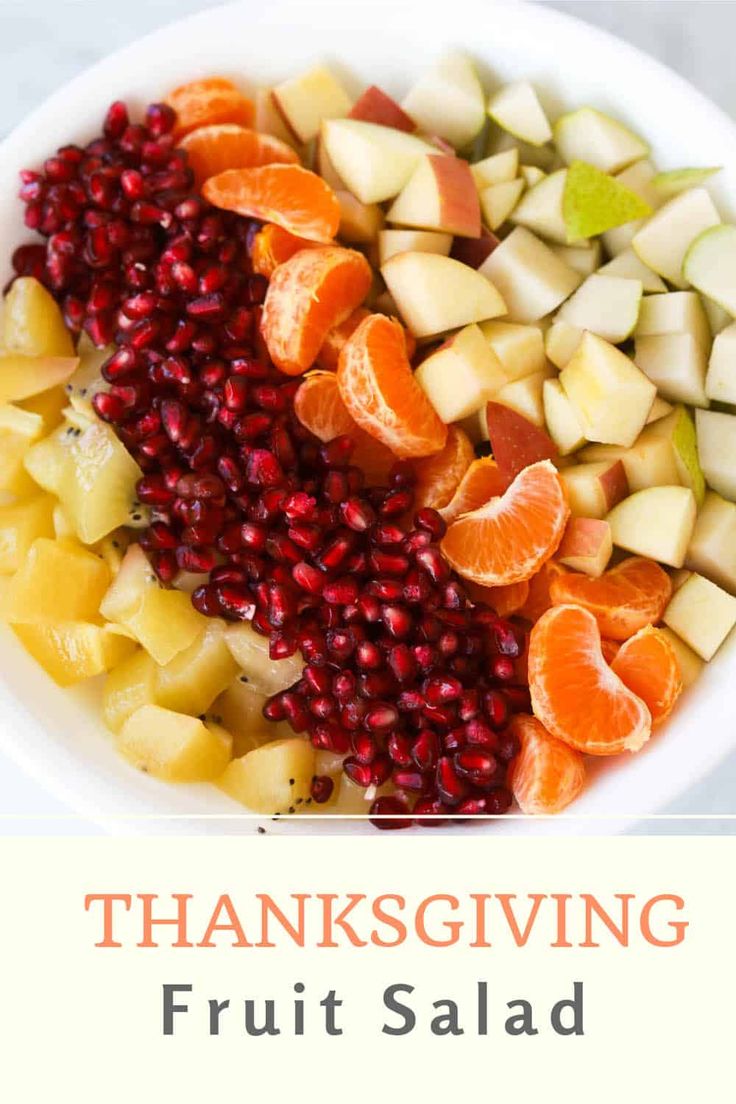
[1, 0, 734, 834]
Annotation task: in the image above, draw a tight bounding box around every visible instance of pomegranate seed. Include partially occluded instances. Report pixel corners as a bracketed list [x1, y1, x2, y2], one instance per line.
[387, 731, 413, 767]
[436, 757, 468, 806]
[382, 604, 412, 639]
[425, 675, 463, 704]
[341, 497, 375, 531]
[355, 641, 383, 671]
[369, 796, 411, 830]
[323, 577, 360, 606]
[412, 730, 439, 772]
[415, 508, 446, 540]
[454, 748, 498, 786]
[310, 775, 334, 804]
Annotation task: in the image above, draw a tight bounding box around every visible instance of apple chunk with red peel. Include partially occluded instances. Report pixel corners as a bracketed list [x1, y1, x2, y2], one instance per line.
[272, 66, 353, 144]
[349, 85, 415, 132]
[381, 251, 506, 338]
[387, 154, 481, 237]
[321, 119, 436, 204]
[450, 228, 499, 269]
[557, 517, 613, 577]
[484, 402, 558, 480]
[560, 332, 656, 448]
[414, 324, 507, 422]
[559, 460, 629, 519]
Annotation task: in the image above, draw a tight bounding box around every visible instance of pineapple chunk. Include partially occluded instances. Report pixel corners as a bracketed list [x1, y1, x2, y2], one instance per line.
[215, 677, 292, 757]
[2, 277, 74, 357]
[218, 736, 315, 813]
[0, 494, 55, 573]
[225, 621, 303, 693]
[117, 704, 232, 781]
[18, 385, 67, 431]
[5, 537, 109, 623]
[0, 354, 79, 403]
[100, 544, 204, 665]
[93, 530, 131, 576]
[103, 648, 158, 732]
[64, 342, 112, 418]
[155, 621, 239, 716]
[13, 621, 135, 686]
[0, 405, 45, 497]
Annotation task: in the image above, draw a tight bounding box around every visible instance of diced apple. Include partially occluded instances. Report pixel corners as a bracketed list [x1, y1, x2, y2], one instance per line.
[488, 81, 552, 146]
[479, 179, 525, 231]
[450, 228, 499, 269]
[470, 149, 519, 188]
[272, 66, 352, 144]
[632, 188, 720, 288]
[484, 401, 558, 479]
[545, 319, 583, 369]
[663, 572, 736, 661]
[414, 323, 506, 421]
[479, 227, 581, 323]
[543, 377, 586, 454]
[254, 88, 300, 146]
[557, 517, 613, 576]
[154, 620, 239, 716]
[560, 332, 656, 447]
[634, 332, 708, 408]
[607, 485, 697, 568]
[225, 621, 303, 694]
[657, 627, 704, 688]
[494, 368, 553, 428]
[550, 241, 601, 277]
[601, 159, 662, 256]
[705, 321, 736, 403]
[402, 52, 486, 149]
[683, 224, 736, 316]
[635, 290, 711, 348]
[560, 460, 629, 519]
[321, 119, 436, 204]
[5, 536, 109, 623]
[382, 251, 506, 338]
[0, 494, 54, 573]
[579, 433, 679, 493]
[336, 190, 384, 243]
[702, 295, 732, 337]
[378, 229, 452, 265]
[646, 397, 673, 424]
[349, 85, 415, 131]
[553, 107, 648, 173]
[2, 277, 74, 357]
[520, 165, 546, 187]
[218, 736, 315, 813]
[0, 354, 78, 403]
[215, 678, 291, 757]
[387, 154, 480, 237]
[558, 274, 642, 344]
[117, 704, 232, 782]
[597, 247, 666, 292]
[486, 127, 557, 172]
[646, 406, 705, 504]
[13, 620, 134, 687]
[696, 409, 736, 502]
[313, 134, 345, 189]
[510, 169, 568, 244]
[686, 491, 736, 594]
[479, 320, 545, 382]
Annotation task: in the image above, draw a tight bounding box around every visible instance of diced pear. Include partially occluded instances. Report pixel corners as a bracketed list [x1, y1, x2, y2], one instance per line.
[0, 494, 55, 573]
[702, 295, 732, 337]
[557, 517, 613, 577]
[562, 160, 652, 241]
[402, 52, 486, 149]
[559, 459, 629, 519]
[321, 119, 435, 204]
[479, 179, 525, 231]
[560, 332, 656, 447]
[632, 188, 720, 288]
[117, 704, 232, 782]
[607, 485, 697, 568]
[545, 319, 583, 370]
[601, 159, 662, 256]
[470, 149, 519, 188]
[218, 736, 315, 813]
[634, 333, 708, 408]
[53, 503, 74, 539]
[415, 323, 506, 422]
[485, 127, 557, 172]
[635, 290, 711, 348]
[696, 409, 736, 502]
[597, 247, 667, 293]
[520, 165, 546, 187]
[647, 397, 673, 424]
[225, 621, 304, 694]
[579, 433, 679, 493]
[558, 274, 642, 343]
[487, 81, 552, 146]
[663, 572, 736, 661]
[657, 627, 704, 688]
[653, 166, 721, 197]
[646, 406, 705, 504]
[387, 154, 481, 237]
[705, 321, 736, 403]
[553, 107, 648, 173]
[510, 169, 568, 244]
[479, 320, 546, 381]
[479, 227, 581, 323]
[215, 678, 291, 757]
[5, 536, 109, 623]
[102, 648, 158, 732]
[13, 620, 134, 687]
[382, 251, 506, 337]
[543, 378, 586, 454]
[686, 491, 736, 594]
[494, 367, 553, 428]
[377, 228, 452, 266]
[682, 224, 736, 315]
[155, 620, 239, 716]
[272, 66, 352, 143]
[550, 241, 601, 277]
[0, 354, 78, 403]
[2, 277, 74, 356]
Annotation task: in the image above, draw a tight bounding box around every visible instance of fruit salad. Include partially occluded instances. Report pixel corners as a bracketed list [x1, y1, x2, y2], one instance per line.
[2, 56, 735, 828]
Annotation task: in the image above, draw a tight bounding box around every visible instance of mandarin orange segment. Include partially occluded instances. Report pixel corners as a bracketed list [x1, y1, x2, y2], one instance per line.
[528, 604, 652, 756]
[337, 314, 448, 459]
[467, 578, 531, 618]
[250, 224, 318, 279]
[518, 561, 568, 623]
[413, 426, 475, 510]
[438, 457, 510, 524]
[440, 460, 569, 587]
[508, 714, 586, 814]
[611, 626, 682, 725]
[260, 246, 373, 375]
[178, 124, 300, 186]
[600, 637, 621, 664]
[293, 370, 394, 480]
[317, 308, 371, 370]
[167, 77, 255, 138]
[549, 555, 672, 642]
[203, 164, 340, 243]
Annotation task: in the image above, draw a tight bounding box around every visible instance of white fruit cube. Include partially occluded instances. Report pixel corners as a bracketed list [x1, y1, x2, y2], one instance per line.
[255, 88, 300, 146]
[634, 332, 708, 408]
[387, 154, 481, 237]
[597, 247, 666, 293]
[378, 229, 452, 266]
[219, 737, 315, 813]
[558, 274, 643, 344]
[657, 627, 704, 688]
[415, 323, 507, 422]
[510, 170, 568, 244]
[559, 460, 629, 519]
[545, 319, 583, 369]
[682, 224, 736, 316]
[272, 66, 352, 143]
[471, 149, 519, 188]
[560, 332, 656, 448]
[663, 572, 736, 660]
[543, 377, 586, 455]
[479, 179, 525, 231]
[579, 434, 679, 493]
[557, 517, 613, 577]
[553, 107, 649, 173]
[479, 320, 546, 381]
[321, 119, 435, 204]
[494, 368, 553, 428]
[646, 405, 705, 504]
[686, 492, 736, 594]
[607, 485, 697, 568]
[696, 409, 736, 502]
[480, 226, 581, 323]
[402, 52, 486, 149]
[382, 251, 506, 338]
[705, 321, 736, 404]
[487, 81, 552, 146]
[550, 241, 601, 277]
[336, 190, 384, 243]
[632, 188, 720, 288]
[635, 290, 711, 349]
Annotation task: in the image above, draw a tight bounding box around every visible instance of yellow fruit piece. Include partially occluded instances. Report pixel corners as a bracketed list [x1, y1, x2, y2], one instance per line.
[2, 277, 74, 356]
[12, 621, 135, 686]
[215, 677, 291, 757]
[18, 385, 67, 431]
[0, 354, 79, 403]
[92, 530, 131, 576]
[0, 405, 45, 497]
[100, 544, 204, 665]
[0, 494, 55, 573]
[155, 620, 239, 716]
[116, 704, 232, 781]
[218, 736, 315, 813]
[5, 536, 110, 623]
[102, 648, 158, 732]
[225, 621, 303, 694]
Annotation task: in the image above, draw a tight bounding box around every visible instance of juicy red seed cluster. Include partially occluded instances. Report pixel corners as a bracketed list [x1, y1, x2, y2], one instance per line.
[13, 101, 529, 828]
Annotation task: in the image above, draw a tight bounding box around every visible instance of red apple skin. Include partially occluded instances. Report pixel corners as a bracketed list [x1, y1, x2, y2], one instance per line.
[451, 227, 500, 269]
[429, 155, 480, 238]
[599, 459, 629, 512]
[349, 86, 416, 132]
[558, 517, 610, 559]
[485, 402, 559, 480]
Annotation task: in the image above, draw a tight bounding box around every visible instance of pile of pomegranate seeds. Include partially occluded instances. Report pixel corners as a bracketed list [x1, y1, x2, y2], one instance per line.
[13, 100, 531, 828]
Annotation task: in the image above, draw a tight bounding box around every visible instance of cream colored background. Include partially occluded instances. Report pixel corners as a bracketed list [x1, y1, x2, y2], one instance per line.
[0, 836, 731, 1100]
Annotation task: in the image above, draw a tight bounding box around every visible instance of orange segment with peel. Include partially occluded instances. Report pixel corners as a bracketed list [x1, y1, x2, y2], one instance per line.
[549, 555, 672, 641]
[528, 604, 652, 756]
[167, 77, 255, 138]
[203, 164, 340, 243]
[413, 426, 475, 510]
[508, 714, 586, 814]
[179, 124, 299, 187]
[611, 625, 682, 725]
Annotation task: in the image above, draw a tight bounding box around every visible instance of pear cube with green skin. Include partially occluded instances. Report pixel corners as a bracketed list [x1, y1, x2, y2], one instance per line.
[553, 107, 649, 174]
[560, 332, 656, 448]
[645, 406, 705, 504]
[381, 251, 506, 338]
[321, 119, 436, 204]
[657, 627, 704, 689]
[402, 52, 486, 150]
[99, 544, 204, 665]
[1, 277, 74, 357]
[686, 492, 736, 595]
[218, 736, 315, 813]
[695, 409, 736, 503]
[632, 188, 720, 288]
[0, 494, 55, 573]
[559, 460, 629, 519]
[479, 321, 546, 382]
[0, 354, 79, 404]
[557, 274, 643, 345]
[487, 81, 552, 147]
[215, 678, 292, 757]
[579, 432, 680, 494]
[543, 378, 586, 454]
[5, 536, 110, 623]
[493, 367, 554, 428]
[271, 66, 352, 144]
[117, 704, 232, 782]
[102, 648, 158, 732]
[607, 485, 697, 568]
[597, 248, 666, 293]
[386, 154, 481, 237]
[557, 517, 613, 577]
[663, 572, 736, 661]
[683, 224, 736, 316]
[601, 159, 662, 256]
[470, 148, 519, 189]
[154, 620, 239, 716]
[479, 227, 581, 323]
[562, 161, 652, 241]
[479, 179, 525, 231]
[634, 333, 708, 409]
[414, 323, 507, 422]
[634, 291, 711, 349]
[13, 620, 135, 687]
[550, 241, 601, 278]
[706, 322, 736, 404]
[653, 166, 721, 198]
[225, 621, 304, 695]
[377, 228, 452, 266]
[510, 170, 568, 244]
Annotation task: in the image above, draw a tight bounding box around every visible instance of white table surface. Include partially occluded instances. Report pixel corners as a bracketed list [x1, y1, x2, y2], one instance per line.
[0, 0, 734, 833]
